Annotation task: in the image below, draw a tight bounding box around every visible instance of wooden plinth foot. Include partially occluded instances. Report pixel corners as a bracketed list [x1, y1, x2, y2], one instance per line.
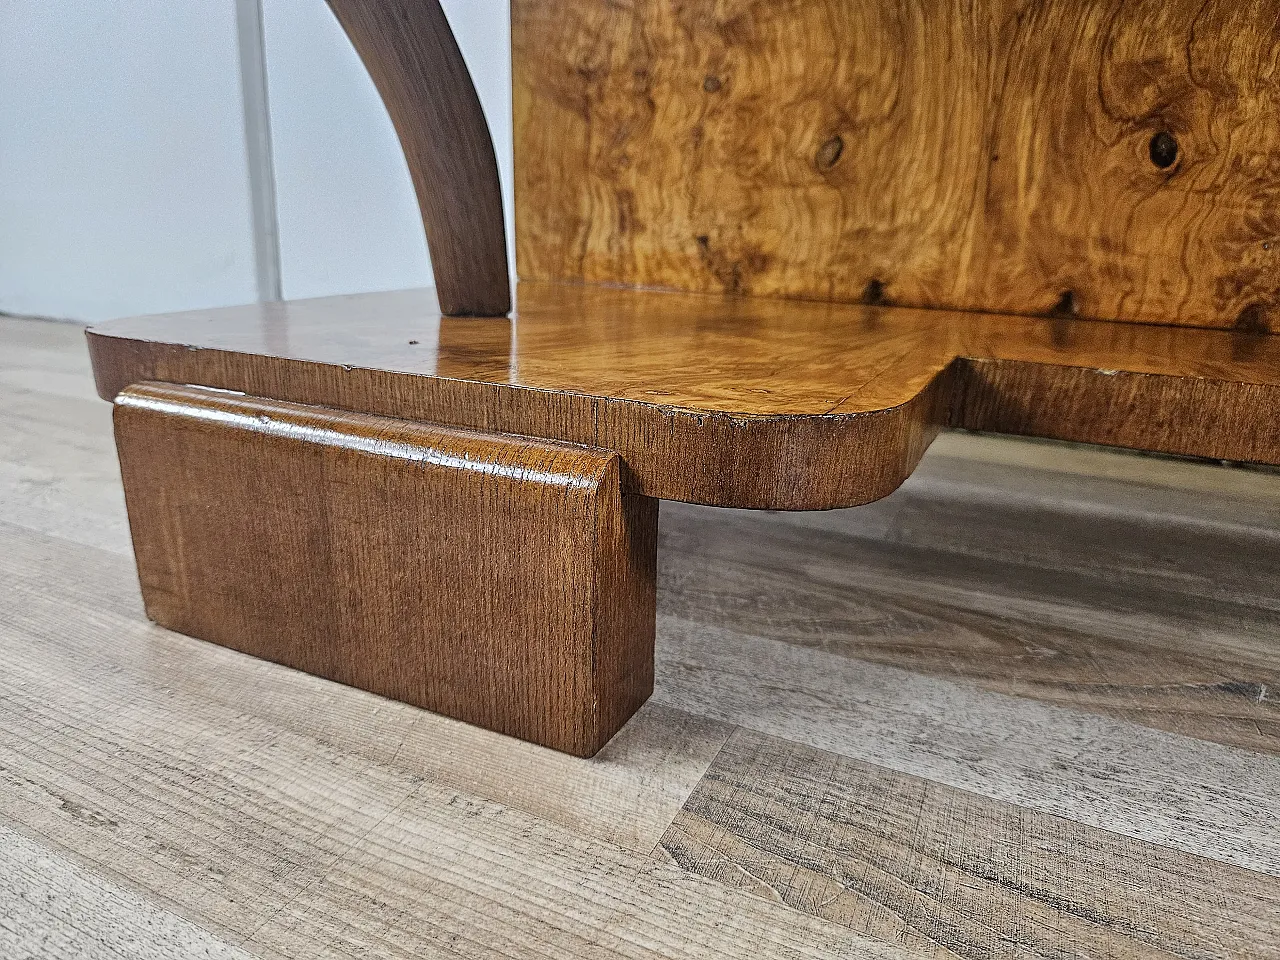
[112, 383, 657, 756]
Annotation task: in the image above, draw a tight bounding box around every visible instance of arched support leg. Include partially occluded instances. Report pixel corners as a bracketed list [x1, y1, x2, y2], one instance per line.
[327, 0, 511, 316]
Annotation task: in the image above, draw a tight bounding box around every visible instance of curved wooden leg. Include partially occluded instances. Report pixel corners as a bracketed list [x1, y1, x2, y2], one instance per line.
[325, 0, 511, 317]
[112, 383, 656, 757]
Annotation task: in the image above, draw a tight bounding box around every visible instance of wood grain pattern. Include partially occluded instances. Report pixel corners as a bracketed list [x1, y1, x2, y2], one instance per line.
[0, 515, 727, 857]
[657, 438, 1280, 755]
[113, 382, 657, 756]
[326, 0, 510, 316]
[0, 823, 253, 960]
[654, 622, 1280, 876]
[0, 528, 889, 959]
[659, 729, 1280, 960]
[0, 319, 129, 555]
[513, 0, 1280, 329]
[87, 284, 1280, 510]
[8, 315, 1280, 957]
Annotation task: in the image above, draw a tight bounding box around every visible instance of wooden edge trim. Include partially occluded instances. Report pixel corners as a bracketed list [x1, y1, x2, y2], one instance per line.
[87, 335, 1280, 511]
[949, 358, 1280, 467]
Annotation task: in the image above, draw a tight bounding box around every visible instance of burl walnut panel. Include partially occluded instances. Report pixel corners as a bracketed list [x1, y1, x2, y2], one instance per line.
[113, 382, 657, 756]
[87, 285, 1280, 511]
[513, 0, 1280, 329]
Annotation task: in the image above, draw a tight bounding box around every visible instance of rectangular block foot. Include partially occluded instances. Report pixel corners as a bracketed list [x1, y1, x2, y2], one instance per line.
[113, 382, 657, 756]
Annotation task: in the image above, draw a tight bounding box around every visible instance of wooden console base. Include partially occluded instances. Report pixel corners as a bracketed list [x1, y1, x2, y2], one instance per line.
[113, 382, 657, 757]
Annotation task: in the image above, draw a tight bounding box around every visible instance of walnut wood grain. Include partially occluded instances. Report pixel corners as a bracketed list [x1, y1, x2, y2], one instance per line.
[86, 284, 1280, 510]
[513, 0, 1280, 329]
[326, 0, 510, 316]
[112, 382, 657, 756]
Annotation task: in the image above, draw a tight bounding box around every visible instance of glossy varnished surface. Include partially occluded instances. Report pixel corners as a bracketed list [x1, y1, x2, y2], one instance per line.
[88, 283, 1280, 509]
[114, 382, 656, 756]
[8, 316, 1280, 958]
[514, 0, 1280, 329]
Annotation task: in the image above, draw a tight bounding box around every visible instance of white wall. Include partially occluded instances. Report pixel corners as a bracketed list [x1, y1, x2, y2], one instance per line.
[0, 2, 260, 322]
[0, 0, 512, 321]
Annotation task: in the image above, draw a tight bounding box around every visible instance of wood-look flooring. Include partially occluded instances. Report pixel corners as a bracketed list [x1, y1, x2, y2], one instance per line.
[2, 315, 1278, 958]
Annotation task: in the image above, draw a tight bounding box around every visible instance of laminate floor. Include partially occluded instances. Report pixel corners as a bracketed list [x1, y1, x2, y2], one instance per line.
[2, 314, 1277, 958]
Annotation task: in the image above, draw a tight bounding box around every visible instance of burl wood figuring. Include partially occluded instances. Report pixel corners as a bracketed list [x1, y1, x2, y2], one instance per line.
[514, 0, 1280, 330]
[86, 0, 1280, 754]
